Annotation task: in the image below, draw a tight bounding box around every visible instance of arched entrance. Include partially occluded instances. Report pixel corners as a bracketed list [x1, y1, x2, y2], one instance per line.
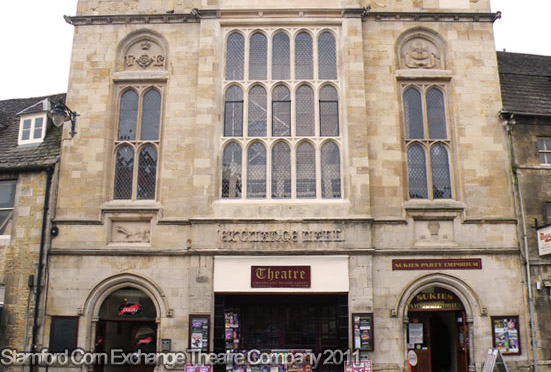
[94, 287, 157, 372]
[406, 287, 468, 372]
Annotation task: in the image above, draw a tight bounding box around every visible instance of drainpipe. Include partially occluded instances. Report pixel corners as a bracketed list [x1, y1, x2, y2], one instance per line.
[501, 110, 538, 372]
[30, 166, 54, 372]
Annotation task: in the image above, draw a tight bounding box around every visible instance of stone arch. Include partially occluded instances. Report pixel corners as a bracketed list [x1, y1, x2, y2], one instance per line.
[396, 27, 446, 70]
[394, 272, 484, 322]
[83, 272, 171, 321]
[116, 29, 168, 72]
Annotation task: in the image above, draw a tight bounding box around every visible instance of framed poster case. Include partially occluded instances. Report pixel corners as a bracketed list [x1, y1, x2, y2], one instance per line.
[352, 313, 374, 351]
[189, 314, 211, 352]
[491, 316, 520, 355]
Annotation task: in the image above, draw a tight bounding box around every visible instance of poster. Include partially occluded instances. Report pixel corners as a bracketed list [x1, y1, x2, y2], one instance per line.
[491, 316, 520, 355]
[344, 361, 372, 372]
[189, 314, 210, 352]
[408, 323, 423, 345]
[352, 314, 374, 351]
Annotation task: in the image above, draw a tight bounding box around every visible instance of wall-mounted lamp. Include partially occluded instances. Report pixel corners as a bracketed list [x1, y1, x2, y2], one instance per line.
[49, 99, 79, 138]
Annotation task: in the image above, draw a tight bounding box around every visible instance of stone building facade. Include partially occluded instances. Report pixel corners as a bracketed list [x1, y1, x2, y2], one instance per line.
[41, 1, 530, 372]
[0, 95, 62, 361]
[498, 51, 551, 371]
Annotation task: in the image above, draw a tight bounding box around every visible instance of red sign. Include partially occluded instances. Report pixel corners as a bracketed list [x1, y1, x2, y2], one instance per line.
[119, 303, 142, 316]
[251, 266, 311, 288]
[392, 259, 482, 271]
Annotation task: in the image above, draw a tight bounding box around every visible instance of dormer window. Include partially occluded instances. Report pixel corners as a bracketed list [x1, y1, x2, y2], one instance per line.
[18, 114, 48, 145]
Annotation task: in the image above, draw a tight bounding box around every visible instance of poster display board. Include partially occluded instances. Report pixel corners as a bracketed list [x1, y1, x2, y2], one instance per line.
[189, 314, 210, 352]
[352, 313, 374, 351]
[491, 316, 520, 355]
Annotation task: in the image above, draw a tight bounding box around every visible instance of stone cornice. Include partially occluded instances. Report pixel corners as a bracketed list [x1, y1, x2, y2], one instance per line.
[64, 9, 500, 26]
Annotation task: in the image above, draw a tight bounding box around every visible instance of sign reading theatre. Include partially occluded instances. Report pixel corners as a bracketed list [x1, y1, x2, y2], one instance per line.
[251, 266, 311, 288]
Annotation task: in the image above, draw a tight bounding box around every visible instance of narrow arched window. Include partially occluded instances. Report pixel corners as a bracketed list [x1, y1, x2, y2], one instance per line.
[247, 142, 266, 198]
[430, 144, 452, 199]
[222, 143, 242, 198]
[137, 145, 157, 199]
[296, 85, 314, 137]
[427, 88, 447, 139]
[272, 85, 291, 137]
[248, 85, 267, 137]
[403, 88, 424, 139]
[224, 86, 243, 137]
[140, 89, 161, 141]
[296, 142, 316, 198]
[249, 32, 267, 80]
[407, 144, 428, 199]
[318, 32, 337, 80]
[295, 32, 313, 80]
[118, 90, 138, 141]
[320, 85, 339, 136]
[114, 145, 134, 199]
[321, 142, 341, 198]
[226, 33, 244, 80]
[272, 32, 290, 80]
[272, 142, 291, 199]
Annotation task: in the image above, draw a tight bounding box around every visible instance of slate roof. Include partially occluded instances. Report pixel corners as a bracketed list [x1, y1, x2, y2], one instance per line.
[497, 51, 551, 116]
[0, 94, 65, 171]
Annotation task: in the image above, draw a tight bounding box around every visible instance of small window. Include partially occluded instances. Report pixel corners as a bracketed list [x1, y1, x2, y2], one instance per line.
[545, 203, 551, 225]
[0, 181, 16, 237]
[18, 115, 48, 145]
[537, 137, 551, 165]
[50, 316, 78, 352]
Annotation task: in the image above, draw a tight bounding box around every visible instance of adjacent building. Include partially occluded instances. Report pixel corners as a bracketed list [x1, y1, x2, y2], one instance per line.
[498, 51, 551, 371]
[40, 1, 531, 372]
[0, 95, 63, 356]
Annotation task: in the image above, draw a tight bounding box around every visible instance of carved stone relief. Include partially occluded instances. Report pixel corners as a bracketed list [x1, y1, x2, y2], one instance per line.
[401, 38, 442, 69]
[124, 39, 165, 71]
[415, 220, 454, 243]
[111, 221, 151, 243]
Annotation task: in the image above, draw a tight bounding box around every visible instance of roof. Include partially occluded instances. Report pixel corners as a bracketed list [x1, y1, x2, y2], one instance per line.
[0, 94, 65, 171]
[497, 51, 551, 116]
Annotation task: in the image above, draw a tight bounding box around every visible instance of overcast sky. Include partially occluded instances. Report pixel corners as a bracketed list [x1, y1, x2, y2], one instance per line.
[0, 0, 548, 100]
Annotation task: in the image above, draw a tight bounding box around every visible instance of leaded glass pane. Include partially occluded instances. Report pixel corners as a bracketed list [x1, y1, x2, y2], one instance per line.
[141, 89, 161, 141]
[430, 144, 452, 199]
[272, 86, 291, 137]
[226, 33, 244, 80]
[407, 144, 428, 199]
[320, 85, 339, 136]
[426, 88, 447, 139]
[272, 33, 290, 80]
[222, 143, 242, 198]
[137, 146, 157, 200]
[296, 85, 314, 136]
[224, 86, 243, 137]
[295, 32, 313, 80]
[114, 146, 134, 199]
[403, 88, 424, 140]
[321, 142, 341, 198]
[33, 118, 43, 139]
[247, 142, 266, 198]
[296, 142, 316, 198]
[248, 86, 267, 137]
[0, 182, 15, 209]
[271, 142, 291, 199]
[318, 32, 337, 79]
[118, 90, 138, 141]
[249, 32, 267, 80]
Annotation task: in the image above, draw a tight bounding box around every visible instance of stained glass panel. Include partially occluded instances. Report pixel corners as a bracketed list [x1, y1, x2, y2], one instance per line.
[296, 142, 316, 198]
[407, 144, 428, 199]
[296, 85, 314, 136]
[222, 143, 242, 198]
[137, 145, 157, 200]
[118, 90, 138, 141]
[271, 142, 291, 198]
[249, 32, 267, 80]
[247, 142, 266, 198]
